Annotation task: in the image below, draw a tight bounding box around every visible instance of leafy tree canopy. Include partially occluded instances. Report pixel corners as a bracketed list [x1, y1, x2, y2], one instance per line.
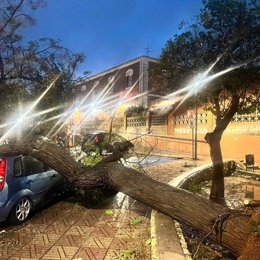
[152, 0, 259, 118]
[0, 0, 85, 123]
[150, 0, 259, 204]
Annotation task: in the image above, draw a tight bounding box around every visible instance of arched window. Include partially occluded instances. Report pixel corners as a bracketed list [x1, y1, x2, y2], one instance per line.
[81, 85, 86, 91]
[126, 69, 133, 89]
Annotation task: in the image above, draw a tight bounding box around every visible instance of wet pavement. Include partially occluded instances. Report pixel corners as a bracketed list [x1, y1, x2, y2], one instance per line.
[0, 193, 151, 260]
[123, 155, 178, 168]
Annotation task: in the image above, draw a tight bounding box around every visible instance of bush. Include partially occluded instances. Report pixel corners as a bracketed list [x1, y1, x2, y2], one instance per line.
[125, 105, 147, 116]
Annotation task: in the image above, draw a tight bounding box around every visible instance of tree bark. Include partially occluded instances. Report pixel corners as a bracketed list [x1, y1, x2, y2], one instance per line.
[205, 131, 225, 204]
[205, 95, 240, 204]
[0, 139, 255, 257]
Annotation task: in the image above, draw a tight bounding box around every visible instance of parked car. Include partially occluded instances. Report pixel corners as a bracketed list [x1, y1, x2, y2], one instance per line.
[81, 132, 134, 155]
[0, 152, 71, 225]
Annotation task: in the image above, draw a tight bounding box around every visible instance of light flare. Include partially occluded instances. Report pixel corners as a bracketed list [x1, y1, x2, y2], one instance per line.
[153, 57, 250, 114]
[0, 75, 60, 143]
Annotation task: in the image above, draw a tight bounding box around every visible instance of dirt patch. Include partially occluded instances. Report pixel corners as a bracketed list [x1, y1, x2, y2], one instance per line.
[183, 174, 260, 260]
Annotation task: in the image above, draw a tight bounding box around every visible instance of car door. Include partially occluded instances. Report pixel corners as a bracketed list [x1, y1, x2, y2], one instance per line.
[45, 165, 67, 195]
[22, 156, 53, 206]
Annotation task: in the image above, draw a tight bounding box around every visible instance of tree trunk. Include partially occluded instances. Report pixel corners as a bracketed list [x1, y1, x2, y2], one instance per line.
[0, 139, 256, 258]
[205, 131, 225, 204]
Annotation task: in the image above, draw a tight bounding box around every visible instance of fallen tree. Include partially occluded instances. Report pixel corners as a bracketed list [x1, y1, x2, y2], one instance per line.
[0, 138, 258, 259]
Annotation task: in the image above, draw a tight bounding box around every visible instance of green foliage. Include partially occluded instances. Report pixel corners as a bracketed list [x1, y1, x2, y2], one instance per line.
[0, 0, 84, 124]
[182, 162, 195, 168]
[129, 218, 142, 225]
[80, 152, 102, 166]
[188, 183, 204, 193]
[152, 0, 259, 121]
[125, 105, 147, 116]
[145, 239, 152, 247]
[118, 249, 137, 259]
[251, 225, 260, 232]
[105, 209, 114, 215]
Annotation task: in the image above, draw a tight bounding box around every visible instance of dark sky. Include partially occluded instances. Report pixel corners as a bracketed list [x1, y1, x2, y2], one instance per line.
[24, 0, 202, 77]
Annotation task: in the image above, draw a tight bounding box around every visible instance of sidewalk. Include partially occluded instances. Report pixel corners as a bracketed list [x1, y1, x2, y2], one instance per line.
[0, 194, 151, 260]
[0, 155, 211, 260]
[145, 155, 211, 260]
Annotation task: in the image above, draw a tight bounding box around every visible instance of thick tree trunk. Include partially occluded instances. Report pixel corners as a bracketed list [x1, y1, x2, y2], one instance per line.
[205, 131, 225, 204]
[0, 139, 255, 258]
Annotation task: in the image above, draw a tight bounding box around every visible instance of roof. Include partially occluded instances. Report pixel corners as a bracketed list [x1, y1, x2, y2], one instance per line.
[75, 55, 159, 86]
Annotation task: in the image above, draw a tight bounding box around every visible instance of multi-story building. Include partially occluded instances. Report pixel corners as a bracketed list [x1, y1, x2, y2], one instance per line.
[73, 56, 159, 107]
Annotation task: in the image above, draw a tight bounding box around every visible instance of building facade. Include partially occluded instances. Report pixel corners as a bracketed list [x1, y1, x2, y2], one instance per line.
[73, 56, 159, 107]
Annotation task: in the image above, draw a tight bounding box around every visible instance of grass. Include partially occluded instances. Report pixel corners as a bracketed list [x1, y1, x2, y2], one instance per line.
[182, 162, 196, 168]
[188, 183, 204, 193]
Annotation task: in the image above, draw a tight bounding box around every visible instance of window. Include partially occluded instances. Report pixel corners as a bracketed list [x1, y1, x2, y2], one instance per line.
[126, 69, 133, 89]
[13, 157, 23, 177]
[22, 156, 45, 176]
[81, 85, 86, 91]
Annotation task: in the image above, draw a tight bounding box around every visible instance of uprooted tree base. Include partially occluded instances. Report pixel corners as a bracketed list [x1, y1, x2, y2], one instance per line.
[0, 138, 259, 259]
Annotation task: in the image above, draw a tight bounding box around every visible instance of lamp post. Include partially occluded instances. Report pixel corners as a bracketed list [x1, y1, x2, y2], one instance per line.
[194, 98, 198, 160]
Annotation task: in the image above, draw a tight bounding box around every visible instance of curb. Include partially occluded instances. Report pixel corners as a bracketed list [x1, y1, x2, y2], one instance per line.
[150, 211, 158, 260]
[150, 162, 214, 260]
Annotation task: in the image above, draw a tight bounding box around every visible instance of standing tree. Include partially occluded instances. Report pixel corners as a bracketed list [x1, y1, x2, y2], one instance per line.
[151, 0, 259, 204]
[0, 0, 84, 129]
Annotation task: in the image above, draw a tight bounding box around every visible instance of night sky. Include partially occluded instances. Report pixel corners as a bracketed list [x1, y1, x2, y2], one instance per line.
[23, 0, 202, 77]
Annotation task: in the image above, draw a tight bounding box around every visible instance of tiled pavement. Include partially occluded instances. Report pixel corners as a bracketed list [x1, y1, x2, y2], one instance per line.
[0, 193, 151, 260]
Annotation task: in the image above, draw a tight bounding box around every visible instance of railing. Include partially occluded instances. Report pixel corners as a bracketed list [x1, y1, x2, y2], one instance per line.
[231, 110, 260, 123]
[174, 112, 208, 125]
[113, 118, 124, 128]
[151, 115, 168, 126]
[127, 116, 146, 127]
[174, 115, 189, 125]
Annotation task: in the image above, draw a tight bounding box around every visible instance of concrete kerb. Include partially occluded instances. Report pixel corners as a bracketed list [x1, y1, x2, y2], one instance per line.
[150, 160, 240, 260]
[150, 163, 215, 260]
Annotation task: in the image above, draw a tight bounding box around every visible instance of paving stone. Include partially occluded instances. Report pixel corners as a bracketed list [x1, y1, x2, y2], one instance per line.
[0, 195, 151, 260]
[74, 247, 108, 260]
[54, 212, 81, 226]
[104, 248, 143, 260]
[11, 244, 51, 258]
[65, 226, 94, 236]
[0, 244, 22, 258]
[41, 245, 78, 260]
[89, 227, 118, 238]
[44, 223, 69, 235]
[81, 237, 113, 248]
[75, 217, 98, 227]
[29, 214, 53, 225]
[31, 233, 61, 245]
[55, 234, 84, 247]
[1, 233, 34, 246]
[25, 224, 48, 234]
[115, 227, 146, 239]
[109, 237, 140, 250]
[94, 220, 121, 228]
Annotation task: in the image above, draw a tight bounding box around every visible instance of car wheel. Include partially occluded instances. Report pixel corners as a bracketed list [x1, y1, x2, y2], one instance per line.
[9, 197, 31, 225]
